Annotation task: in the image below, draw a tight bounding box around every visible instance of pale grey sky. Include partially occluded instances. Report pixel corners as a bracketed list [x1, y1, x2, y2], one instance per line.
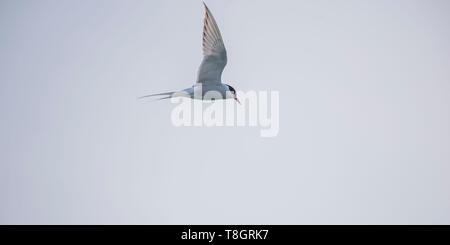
[1, 0, 449, 224]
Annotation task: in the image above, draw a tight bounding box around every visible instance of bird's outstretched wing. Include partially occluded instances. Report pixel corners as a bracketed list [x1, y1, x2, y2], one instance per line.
[196, 3, 227, 84]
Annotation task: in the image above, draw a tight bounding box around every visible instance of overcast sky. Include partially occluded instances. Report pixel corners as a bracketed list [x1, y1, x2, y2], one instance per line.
[1, 0, 449, 224]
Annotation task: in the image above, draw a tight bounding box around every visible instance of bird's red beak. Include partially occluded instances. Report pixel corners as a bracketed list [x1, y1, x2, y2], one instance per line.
[235, 97, 241, 104]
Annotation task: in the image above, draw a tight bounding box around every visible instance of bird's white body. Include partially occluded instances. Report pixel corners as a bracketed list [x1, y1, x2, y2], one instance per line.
[174, 83, 233, 100]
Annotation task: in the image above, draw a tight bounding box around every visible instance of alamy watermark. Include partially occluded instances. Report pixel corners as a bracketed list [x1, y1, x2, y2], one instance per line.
[170, 89, 279, 138]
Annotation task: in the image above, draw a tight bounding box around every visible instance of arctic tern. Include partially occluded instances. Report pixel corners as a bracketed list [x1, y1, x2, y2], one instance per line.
[140, 2, 240, 104]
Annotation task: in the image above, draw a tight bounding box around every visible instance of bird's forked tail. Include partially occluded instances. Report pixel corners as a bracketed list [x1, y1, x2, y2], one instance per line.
[138, 91, 174, 101]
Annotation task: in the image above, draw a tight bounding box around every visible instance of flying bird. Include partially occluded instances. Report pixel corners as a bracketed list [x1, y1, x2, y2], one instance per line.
[140, 2, 240, 103]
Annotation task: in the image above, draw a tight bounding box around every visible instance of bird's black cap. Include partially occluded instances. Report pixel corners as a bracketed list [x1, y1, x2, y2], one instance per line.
[227, 85, 236, 94]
